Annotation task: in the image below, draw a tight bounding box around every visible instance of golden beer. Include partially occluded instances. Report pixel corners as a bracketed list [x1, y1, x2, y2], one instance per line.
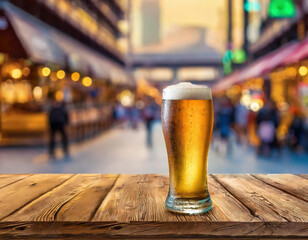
[161, 83, 213, 214]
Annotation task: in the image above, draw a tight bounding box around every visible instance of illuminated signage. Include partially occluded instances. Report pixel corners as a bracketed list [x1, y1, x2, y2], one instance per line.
[268, 0, 296, 18]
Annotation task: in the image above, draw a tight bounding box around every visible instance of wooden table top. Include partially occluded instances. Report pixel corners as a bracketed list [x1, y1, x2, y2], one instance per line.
[0, 174, 307, 239]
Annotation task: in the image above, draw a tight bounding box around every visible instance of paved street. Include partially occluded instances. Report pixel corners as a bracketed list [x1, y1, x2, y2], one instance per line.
[1, 122, 308, 174]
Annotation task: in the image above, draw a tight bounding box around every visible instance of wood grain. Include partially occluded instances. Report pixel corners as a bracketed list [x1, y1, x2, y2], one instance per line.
[0, 174, 73, 220]
[56, 174, 118, 221]
[92, 174, 141, 222]
[4, 174, 103, 221]
[251, 174, 308, 202]
[0, 174, 30, 189]
[0, 221, 308, 239]
[0, 174, 307, 239]
[208, 174, 259, 222]
[298, 174, 308, 180]
[214, 174, 308, 222]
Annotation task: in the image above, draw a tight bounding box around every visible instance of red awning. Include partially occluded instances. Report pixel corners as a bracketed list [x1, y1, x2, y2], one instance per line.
[239, 41, 299, 81]
[213, 42, 299, 93]
[281, 37, 308, 65]
[212, 71, 240, 93]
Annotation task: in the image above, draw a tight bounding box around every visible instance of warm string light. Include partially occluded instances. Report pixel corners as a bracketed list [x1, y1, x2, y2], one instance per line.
[299, 66, 308, 76]
[56, 70, 66, 79]
[41, 67, 51, 77]
[71, 72, 80, 81]
[117, 90, 134, 107]
[82, 76, 92, 87]
[10, 68, 22, 79]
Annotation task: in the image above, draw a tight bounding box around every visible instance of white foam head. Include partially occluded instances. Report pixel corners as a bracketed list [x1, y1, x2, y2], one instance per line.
[163, 82, 212, 100]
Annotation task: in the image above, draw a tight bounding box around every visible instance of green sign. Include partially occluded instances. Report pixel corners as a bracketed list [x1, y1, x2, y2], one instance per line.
[244, 0, 261, 12]
[232, 49, 247, 64]
[223, 50, 233, 75]
[268, 0, 296, 18]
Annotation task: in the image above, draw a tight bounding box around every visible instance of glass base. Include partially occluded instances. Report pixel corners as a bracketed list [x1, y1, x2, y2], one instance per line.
[165, 195, 212, 214]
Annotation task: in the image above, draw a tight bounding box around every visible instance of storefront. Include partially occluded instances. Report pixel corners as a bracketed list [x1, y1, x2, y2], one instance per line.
[213, 40, 308, 145]
[0, 2, 134, 145]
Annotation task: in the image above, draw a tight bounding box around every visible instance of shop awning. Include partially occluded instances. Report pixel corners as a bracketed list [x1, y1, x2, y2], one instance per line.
[0, 2, 66, 65]
[239, 42, 299, 81]
[281, 37, 308, 65]
[52, 32, 134, 85]
[213, 42, 299, 93]
[50, 21, 132, 85]
[212, 71, 240, 93]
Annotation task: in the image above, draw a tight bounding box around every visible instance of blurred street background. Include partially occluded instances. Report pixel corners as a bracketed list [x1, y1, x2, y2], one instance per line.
[0, 0, 308, 173]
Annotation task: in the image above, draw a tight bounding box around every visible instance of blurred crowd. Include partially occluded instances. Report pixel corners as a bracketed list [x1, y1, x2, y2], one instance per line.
[48, 94, 308, 160]
[113, 100, 161, 148]
[214, 97, 308, 156]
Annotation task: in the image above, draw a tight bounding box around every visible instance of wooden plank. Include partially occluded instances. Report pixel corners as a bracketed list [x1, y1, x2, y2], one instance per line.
[4, 174, 103, 221]
[0, 174, 308, 239]
[132, 174, 176, 222]
[92, 175, 223, 222]
[0, 174, 73, 220]
[1, 238, 308, 240]
[251, 174, 308, 202]
[56, 174, 118, 221]
[208, 175, 259, 222]
[298, 174, 308, 180]
[92, 174, 143, 222]
[0, 174, 30, 189]
[0, 221, 308, 238]
[214, 174, 308, 222]
[93, 175, 252, 222]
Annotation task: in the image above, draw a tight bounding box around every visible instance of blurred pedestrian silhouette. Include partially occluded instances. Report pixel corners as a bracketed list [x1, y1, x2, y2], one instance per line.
[256, 100, 279, 156]
[144, 102, 160, 148]
[129, 106, 140, 129]
[290, 110, 304, 151]
[234, 101, 249, 144]
[216, 97, 234, 154]
[48, 97, 69, 160]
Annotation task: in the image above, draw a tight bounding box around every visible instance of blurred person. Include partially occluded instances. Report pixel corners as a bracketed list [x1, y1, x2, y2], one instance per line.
[114, 103, 127, 125]
[48, 97, 69, 160]
[129, 106, 140, 129]
[289, 110, 304, 151]
[144, 101, 160, 148]
[256, 100, 279, 156]
[234, 102, 249, 144]
[216, 97, 234, 154]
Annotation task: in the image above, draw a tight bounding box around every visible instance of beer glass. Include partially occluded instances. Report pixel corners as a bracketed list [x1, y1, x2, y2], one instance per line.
[161, 82, 213, 214]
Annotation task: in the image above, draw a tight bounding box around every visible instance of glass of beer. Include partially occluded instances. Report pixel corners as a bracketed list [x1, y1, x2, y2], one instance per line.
[161, 82, 213, 214]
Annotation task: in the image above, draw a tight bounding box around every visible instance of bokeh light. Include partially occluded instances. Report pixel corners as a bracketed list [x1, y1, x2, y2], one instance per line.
[33, 86, 43, 100]
[82, 77, 92, 87]
[56, 70, 66, 79]
[299, 66, 308, 76]
[10, 68, 22, 79]
[250, 102, 260, 112]
[118, 90, 134, 107]
[71, 72, 80, 81]
[41, 67, 51, 77]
